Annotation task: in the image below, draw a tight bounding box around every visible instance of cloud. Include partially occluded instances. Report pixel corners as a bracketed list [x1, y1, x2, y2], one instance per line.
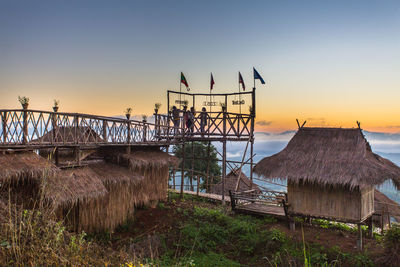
[304, 117, 326, 126]
[256, 120, 273, 126]
[385, 125, 400, 129]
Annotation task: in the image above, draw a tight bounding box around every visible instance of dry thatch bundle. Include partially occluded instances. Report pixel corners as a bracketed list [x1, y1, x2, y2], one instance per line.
[374, 189, 400, 222]
[0, 198, 7, 223]
[43, 167, 107, 207]
[210, 170, 260, 196]
[32, 126, 103, 144]
[0, 152, 58, 184]
[254, 127, 400, 190]
[115, 151, 179, 207]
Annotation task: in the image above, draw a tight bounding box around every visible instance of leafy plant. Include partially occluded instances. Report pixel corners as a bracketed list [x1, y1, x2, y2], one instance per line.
[155, 103, 162, 110]
[124, 107, 132, 115]
[18, 95, 29, 105]
[142, 114, 148, 121]
[53, 99, 60, 107]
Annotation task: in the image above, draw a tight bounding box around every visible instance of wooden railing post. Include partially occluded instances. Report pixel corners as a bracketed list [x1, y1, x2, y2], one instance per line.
[2, 112, 7, 144]
[22, 108, 28, 145]
[74, 115, 79, 144]
[127, 119, 131, 154]
[52, 110, 58, 144]
[102, 119, 107, 143]
[142, 120, 147, 142]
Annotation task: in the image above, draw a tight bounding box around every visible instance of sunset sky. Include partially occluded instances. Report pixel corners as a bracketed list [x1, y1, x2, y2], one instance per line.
[0, 1, 399, 132]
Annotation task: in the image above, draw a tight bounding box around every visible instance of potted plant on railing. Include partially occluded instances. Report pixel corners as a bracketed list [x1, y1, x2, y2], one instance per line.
[154, 103, 161, 114]
[125, 107, 132, 120]
[220, 102, 226, 112]
[18, 96, 29, 109]
[248, 105, 254, 115]
[142, 114, 148, 123]
[53, 99, 60, 112]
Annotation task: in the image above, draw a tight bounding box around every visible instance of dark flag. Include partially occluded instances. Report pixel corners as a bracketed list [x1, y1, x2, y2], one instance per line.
[253, 67, 265, 84]
[180, 72, 190, 91]
[210, 73, 215, 90]
[239, 72, 245, 90]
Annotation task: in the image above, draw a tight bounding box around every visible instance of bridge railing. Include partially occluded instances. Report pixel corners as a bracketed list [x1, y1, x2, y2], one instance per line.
[0, 109, 181, 147]
[229, 189, 287, 209]
[155, 111, 253, 140]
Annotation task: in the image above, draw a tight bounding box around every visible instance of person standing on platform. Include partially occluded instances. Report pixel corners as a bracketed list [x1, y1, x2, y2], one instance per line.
[200, 107, 207, 136]
[189, 107, 196, 134]
[172, 106, 180, 135]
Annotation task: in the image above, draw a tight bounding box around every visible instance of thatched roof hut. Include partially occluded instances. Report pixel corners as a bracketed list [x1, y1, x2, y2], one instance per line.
[33, 126, 103, 144]
[374, 189, 400, 223]
[254, 127, 400, 223]
[210, 170, 260, 196]
[0, 152, 58, 183]
[43, 167, 108, 207]
[254, 127, 400, 190]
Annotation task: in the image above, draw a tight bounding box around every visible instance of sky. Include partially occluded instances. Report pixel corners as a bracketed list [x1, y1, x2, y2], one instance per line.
[0, 0, 399, 132]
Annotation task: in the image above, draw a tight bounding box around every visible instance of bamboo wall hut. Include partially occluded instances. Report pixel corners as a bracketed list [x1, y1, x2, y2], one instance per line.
[210, 170, 260, 196]
[253, 127, 400, 223]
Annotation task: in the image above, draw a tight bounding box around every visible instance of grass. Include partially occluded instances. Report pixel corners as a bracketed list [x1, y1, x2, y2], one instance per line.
[0, 190, 390, 266]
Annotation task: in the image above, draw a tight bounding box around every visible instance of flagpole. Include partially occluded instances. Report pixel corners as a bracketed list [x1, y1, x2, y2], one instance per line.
[238, 72, 242, 114]
[179, 73, 182, 109]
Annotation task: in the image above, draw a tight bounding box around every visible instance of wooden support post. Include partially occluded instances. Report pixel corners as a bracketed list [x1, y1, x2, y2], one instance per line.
[196, 175, 200, 195]
[190, 174, 193, 191]
[367, 216, 373, 238]
[289, 219, 295, 231]
[2, 111, 7, 143]
[191, 141, 194, 190]
[206, 141, 211, 192]
[172, 168, 176, 190]
[222, 140, 226, 204]
[381, 212, 385, 235]
[75, 147, 81, 165]
[357, 224, 363, 251]
[180, 143, 185, 199]
[54, 147, 59, 166]
[222, 107, 227, 204]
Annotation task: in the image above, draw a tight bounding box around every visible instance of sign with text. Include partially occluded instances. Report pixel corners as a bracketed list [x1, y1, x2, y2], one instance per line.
[202, 101, 218, 106]
[175, 100, 188, 105]
[232, 100, 245, 105]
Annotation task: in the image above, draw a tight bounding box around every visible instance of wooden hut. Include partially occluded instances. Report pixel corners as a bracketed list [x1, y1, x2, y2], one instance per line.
[0, 152, 59, 208]
[374, 189, 400, 228]
[253, 127, 400, 224]
[210, 170, 260, 196]
[0, 149, 178, 232]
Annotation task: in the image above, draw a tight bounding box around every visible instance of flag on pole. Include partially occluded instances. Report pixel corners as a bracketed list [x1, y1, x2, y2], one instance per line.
[253, 67, 265, 84]
[239, 72, 245, 91]
[181, 72, 190, 91]
[210, 73, 215, 90]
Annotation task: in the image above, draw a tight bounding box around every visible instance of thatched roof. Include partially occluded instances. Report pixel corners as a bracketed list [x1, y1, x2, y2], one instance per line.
[32, 126, 103, 143]
[0, 199, 7, 223]
[210, 170, 260, 196]
[89, 161, 144, 185]
[0, 152, 59, 183]
[374, 189, 400, 222]
[253, 127, 400, 190]
[44, 167, 107, 207]
[116, 151, 180, 170]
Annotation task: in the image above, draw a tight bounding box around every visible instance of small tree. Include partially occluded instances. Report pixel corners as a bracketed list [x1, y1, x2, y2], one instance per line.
[172, 141, 221, 190]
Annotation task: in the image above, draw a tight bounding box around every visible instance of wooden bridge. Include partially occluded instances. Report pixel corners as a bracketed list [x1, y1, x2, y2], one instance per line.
[0, 107, 253, 150]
